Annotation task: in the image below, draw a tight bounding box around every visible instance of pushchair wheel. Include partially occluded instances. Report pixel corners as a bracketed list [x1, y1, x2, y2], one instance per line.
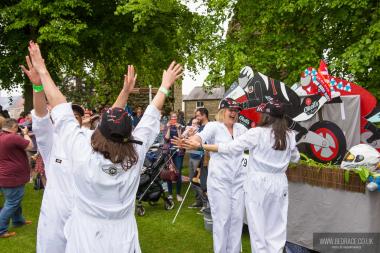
[164, 199, 175, 210]
[136, 206, 145, 216]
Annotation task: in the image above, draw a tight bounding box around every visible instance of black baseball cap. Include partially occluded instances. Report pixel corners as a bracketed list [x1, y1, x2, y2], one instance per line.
[256, 100, 285, 118]
[72, 104, 85, 117]
[98, 107, 142, 145]
[219, 98, 242, 111]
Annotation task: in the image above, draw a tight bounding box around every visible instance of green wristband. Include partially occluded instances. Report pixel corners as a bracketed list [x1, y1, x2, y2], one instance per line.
[33, 84, 44, 93]
[159, 86, 170, 97]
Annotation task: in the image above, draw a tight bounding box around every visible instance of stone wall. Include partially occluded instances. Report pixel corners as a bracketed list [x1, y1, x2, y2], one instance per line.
[184, 100, 220, 122]
[173, 82, 182, 113]
[127, 87, 173, 114]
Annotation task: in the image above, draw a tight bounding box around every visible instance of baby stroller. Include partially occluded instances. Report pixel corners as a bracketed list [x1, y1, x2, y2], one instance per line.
[136, 143, 176, 216]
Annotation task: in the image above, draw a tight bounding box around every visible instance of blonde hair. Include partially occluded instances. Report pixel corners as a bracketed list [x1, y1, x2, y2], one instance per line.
[215, 108, 238, 123]
[0, 116, 5, 129]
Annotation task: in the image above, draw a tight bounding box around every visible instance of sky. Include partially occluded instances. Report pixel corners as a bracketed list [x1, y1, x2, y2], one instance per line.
[181, 0, 208, 95]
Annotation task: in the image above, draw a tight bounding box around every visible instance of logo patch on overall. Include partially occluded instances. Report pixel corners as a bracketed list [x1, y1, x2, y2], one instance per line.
[102, 166, 119, 176]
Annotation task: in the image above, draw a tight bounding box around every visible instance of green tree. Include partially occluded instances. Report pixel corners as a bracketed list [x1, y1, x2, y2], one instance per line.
[202, 0, 380, 99]
[0, 0, 213, 110]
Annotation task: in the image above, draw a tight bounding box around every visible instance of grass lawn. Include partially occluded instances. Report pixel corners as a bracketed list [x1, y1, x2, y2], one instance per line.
[0, 181, 252, 253]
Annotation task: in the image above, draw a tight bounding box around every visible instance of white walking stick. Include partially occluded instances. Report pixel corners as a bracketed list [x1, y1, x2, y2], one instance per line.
[171, 182, 192, 224]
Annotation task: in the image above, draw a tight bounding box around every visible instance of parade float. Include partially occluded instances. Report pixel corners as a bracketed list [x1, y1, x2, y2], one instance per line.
[225, 61, 380, 251]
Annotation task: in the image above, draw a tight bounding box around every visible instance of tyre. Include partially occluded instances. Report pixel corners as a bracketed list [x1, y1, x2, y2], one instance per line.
[164, 199, 175, 210]
[305, 121, 347, 164]
[136, 206, 145, 216]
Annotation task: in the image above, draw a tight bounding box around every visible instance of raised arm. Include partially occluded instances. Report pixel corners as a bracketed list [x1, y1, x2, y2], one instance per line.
[112, 65, 137, 108]
[182, 127, 259, 154]
[152, 61, 182, 111]
[132, 61, 183, 152]
[20, 55, 47, 118]
[21, 50, 54, 163]
[27, 41, 66, 108]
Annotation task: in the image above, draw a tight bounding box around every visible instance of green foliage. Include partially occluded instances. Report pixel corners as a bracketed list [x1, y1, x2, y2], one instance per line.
[344, 169, 350, 183]
[201, 0, 380, 99]
[0, 0, 214, 108]
[294, 153, 374, 183]
[293, 153, 338, 169]
[344, 166, 371, 183]
[353, 166, 371, 182]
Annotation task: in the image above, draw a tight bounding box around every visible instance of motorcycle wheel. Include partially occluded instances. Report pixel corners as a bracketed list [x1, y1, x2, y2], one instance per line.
[305, 120, 347, 164]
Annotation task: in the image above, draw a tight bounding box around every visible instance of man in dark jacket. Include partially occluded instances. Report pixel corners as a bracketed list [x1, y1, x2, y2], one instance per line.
[0, 118, 34, 238]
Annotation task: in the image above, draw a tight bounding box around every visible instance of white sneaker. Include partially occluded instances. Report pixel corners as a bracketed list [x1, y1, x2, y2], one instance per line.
[176, 195, 183, 202]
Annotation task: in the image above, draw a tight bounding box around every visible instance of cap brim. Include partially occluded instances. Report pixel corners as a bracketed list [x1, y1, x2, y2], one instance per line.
[229, 106, 242, 111]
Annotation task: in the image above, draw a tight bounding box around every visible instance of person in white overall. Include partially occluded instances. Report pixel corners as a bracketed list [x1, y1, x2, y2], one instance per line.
[178, 98, 247, 253]
[21, 51, 91, 253]
[183, 100, 300, 253]
[27, 41, 183, 253]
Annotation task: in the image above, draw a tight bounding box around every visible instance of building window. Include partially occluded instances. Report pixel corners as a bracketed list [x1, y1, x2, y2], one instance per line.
[196, 101, 204, 108]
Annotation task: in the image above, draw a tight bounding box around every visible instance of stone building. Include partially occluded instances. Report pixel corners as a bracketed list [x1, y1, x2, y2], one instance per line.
[183, 87, 225, 121]
[128, 85, 178, 115]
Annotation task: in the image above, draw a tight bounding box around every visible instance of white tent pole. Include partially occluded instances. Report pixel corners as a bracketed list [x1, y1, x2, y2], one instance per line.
[172, 182, 192, 224]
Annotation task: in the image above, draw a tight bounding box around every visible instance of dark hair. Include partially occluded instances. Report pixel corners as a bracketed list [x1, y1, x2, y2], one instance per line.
[196, 107, 209, 119]
[91, 129, 138, 170]
[258, 114, 289, 150]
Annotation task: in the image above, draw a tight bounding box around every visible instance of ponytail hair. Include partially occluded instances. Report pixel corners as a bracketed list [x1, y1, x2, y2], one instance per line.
[258, 114, 289, 150]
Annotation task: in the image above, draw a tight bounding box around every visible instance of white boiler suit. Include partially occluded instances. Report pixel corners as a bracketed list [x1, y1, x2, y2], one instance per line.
[197, 121, 247, 253]
[32, 110, 91, 253]
[218, 127, 300, 253]
[50, 103, 160, 253]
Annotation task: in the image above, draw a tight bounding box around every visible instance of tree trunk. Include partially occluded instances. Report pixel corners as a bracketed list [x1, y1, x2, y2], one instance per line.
[23, 83, 33, 112]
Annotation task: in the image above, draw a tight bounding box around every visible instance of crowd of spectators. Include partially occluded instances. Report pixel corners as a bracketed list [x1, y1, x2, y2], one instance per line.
[0, 101, 211, 238]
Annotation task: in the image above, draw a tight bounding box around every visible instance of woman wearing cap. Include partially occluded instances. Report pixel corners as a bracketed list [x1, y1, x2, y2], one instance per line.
[27, 41, 182, 253]
[175, 98, 247, 253]
[182, 99, 300, 253]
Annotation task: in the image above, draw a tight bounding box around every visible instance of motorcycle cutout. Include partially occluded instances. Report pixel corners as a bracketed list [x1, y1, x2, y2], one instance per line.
[224, 61, 380, 164]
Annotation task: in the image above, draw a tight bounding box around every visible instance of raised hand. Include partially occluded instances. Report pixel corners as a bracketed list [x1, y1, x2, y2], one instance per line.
[20, 55, 42, 85]
[171, 136, 185, 149]
[27, 41, 47, 75]
[182, 138, 202, 150]
[123, 65, 137, 94]
[161, 61, 183, 89]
